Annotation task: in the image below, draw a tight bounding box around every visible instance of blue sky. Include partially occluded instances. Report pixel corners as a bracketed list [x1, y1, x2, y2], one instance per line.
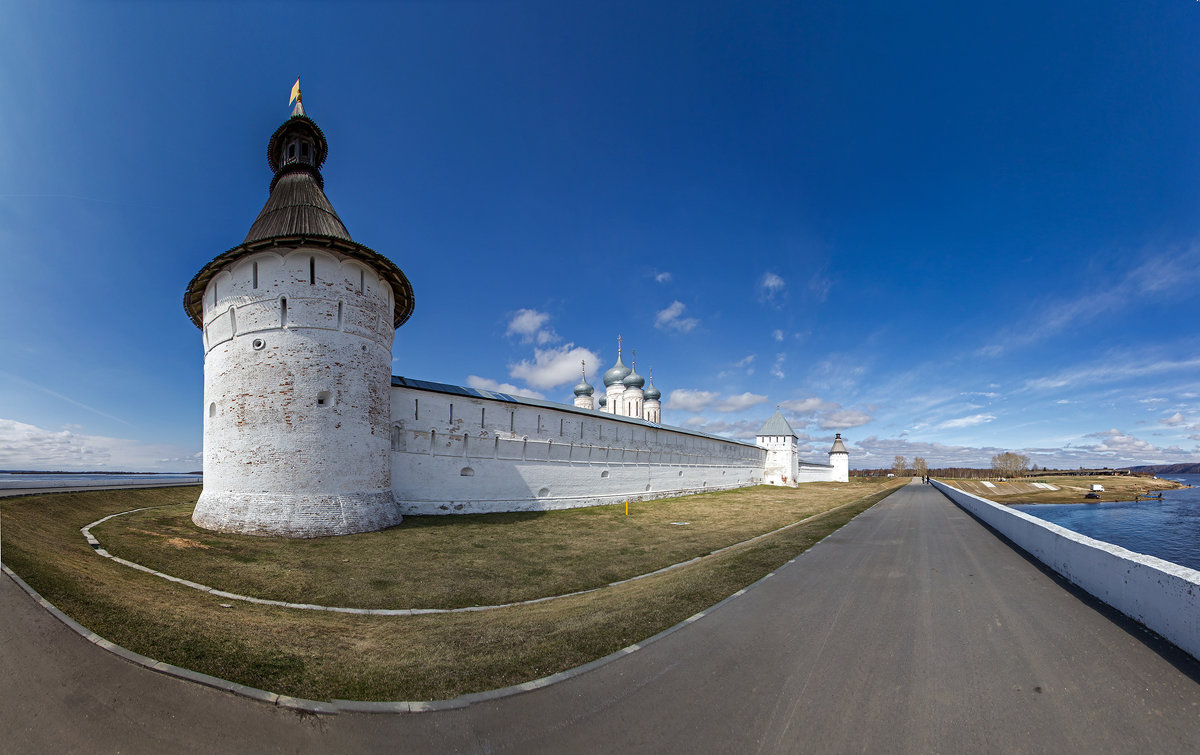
[2, 0, 1199, 472]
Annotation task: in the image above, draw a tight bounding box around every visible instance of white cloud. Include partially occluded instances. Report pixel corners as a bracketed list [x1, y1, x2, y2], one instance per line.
[770, 353, 786, 379]
[758, 272, 786, 305]
[937, 414, 997, 430]
[714, 392, 769, 413]
[733, 354, 756, 368]
[0, 418, 197, 472]
[1159, 412, 1187, 427]
[666, 389, 720, 413]
[655, 301, 699, 333]
[654, 271, 672, 283]
[779, 397, 838, 414]
[505, 308, 560, 347]
[818, 409, 873, 430]
[508, 344, 600, 390]
[466, 376, 545, 400]
[771, 329, 784, 342]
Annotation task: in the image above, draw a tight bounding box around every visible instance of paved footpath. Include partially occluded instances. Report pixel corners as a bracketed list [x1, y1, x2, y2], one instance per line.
[4, 481, 1200, 752]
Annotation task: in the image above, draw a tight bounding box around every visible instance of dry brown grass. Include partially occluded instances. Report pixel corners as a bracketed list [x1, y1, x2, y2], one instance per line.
[2, 479, 900, 701]
[941, 474, 1184, 504]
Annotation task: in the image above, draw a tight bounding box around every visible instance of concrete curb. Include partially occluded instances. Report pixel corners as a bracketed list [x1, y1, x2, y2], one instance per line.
[6, 488, 893, 714]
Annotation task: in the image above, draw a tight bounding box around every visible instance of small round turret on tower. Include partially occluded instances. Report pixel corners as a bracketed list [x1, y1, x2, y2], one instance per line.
[184, 84, 413, 537]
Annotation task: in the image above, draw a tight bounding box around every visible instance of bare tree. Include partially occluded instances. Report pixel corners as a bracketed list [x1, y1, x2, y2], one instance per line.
[912, 456, 928, 477]
[991, 451, 1030, 478]
[893, 455, 908, 477]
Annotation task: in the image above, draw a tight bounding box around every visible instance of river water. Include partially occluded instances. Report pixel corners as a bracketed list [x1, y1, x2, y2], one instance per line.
[0, 472, 202, 491]
[1012, 474, 1200, 572]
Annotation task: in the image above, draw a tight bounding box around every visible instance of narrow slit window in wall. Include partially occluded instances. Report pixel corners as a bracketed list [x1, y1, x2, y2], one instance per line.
[481, 407, 486, 427]
[228, 307, 237, 335]
[509, 412, 515, 433]
[449, 404, 454, 422]
[359, 270, 364, 293]
[208, 402, 216, 418]
[280, 297, 287, 327]
[559, 418, 564, 436]
[414, 399, 419, 421]
[337, 301, 343, 330]
[537, 415, 542, 434]
[252, 261, 258, 289]
[309, 257, 315, 285]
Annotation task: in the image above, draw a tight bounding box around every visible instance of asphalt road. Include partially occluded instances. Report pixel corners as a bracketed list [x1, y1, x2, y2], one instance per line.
[4, 481, 1200, 752]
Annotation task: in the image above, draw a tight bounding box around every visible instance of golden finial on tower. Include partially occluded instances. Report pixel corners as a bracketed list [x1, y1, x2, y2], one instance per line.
[581, 359, 587, 379]
[631, 350, 636, 370]
[617, 334, 622, 360]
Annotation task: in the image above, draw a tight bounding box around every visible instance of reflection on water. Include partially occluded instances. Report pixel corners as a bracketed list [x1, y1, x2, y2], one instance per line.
[1012, 475, 1200, 571]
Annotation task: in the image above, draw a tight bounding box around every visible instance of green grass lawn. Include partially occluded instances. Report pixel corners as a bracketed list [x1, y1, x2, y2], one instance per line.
[2, 479, 900, 701]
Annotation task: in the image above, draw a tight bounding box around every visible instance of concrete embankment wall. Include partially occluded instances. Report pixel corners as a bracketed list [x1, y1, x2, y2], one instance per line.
[932, 480, 1200, 661]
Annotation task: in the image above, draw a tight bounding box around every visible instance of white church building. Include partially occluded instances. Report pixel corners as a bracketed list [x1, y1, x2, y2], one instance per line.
[182, 92, 849, 537]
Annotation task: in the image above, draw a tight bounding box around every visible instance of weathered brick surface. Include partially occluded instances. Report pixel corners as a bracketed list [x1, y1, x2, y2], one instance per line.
[193, 247, 401, 537]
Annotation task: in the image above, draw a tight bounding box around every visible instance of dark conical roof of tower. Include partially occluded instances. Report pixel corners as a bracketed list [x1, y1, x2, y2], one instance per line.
[829, 432, 849, 454]
[183, 96, 415, 330]
[243, 105, 351, 243]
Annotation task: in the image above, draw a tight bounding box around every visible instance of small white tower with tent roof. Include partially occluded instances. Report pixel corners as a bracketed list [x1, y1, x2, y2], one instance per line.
[828, 432, 849, 482]
[756, 409, 800, 486]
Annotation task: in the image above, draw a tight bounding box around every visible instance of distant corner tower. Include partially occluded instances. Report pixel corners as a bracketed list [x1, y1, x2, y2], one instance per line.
[183, 82, 415, 537]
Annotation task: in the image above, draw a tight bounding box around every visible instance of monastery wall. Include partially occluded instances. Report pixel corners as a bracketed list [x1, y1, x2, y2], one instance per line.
[389, 381, 767, 514]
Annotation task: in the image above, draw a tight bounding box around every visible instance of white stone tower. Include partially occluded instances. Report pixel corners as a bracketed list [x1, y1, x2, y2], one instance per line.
[828, 432, 850, 483]
[756, 410, 800, 486]
[183, 90, 415, 537]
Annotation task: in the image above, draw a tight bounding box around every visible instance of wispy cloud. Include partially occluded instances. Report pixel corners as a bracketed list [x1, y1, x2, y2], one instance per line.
[654, 271, 672, 283]
[758, 272, 786, 306]
[979, 247, 1200, 357]
[937, 413, 996, 430]
[0, 370, 130, 426]
[1023, 356, 1200, 392]
[770, 353, 786, 379]
[655, 301, 699, 333]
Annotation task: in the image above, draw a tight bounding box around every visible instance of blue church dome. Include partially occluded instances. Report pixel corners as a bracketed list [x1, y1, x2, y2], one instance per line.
[603, 356, 631, 387]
